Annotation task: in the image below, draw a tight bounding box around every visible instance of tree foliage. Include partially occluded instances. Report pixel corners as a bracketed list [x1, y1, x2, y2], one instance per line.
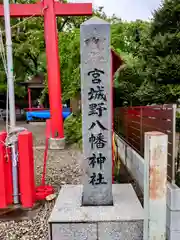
[0, 0, 110, 101]
[64, 112, 82, 146]
[114, 0, 180, 106]
[151, 0, 180, 36]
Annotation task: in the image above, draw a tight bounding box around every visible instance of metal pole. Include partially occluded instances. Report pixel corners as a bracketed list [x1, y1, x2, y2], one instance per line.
[3, 0, 19, 204]
[11, 143, 19, 204]
[3, 0, 16, 127]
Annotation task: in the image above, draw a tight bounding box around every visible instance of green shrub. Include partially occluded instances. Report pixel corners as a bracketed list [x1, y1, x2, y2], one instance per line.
[64, 113, 82, 147]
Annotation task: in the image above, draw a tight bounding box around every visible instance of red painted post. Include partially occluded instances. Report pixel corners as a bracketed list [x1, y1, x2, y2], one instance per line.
[18, 131, 35, 208]
[0, 132, 8, 208]
[0, 132, 13, 208]
[43, 0, 64, 139]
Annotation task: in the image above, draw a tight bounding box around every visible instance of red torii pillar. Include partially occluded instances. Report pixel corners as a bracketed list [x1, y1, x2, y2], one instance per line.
[0, 0, 92, 140]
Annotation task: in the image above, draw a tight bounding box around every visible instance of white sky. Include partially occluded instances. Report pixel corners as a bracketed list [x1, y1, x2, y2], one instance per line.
[69, 0, 162, 21]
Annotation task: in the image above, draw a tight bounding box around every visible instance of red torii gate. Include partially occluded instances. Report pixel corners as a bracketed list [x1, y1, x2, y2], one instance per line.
[0, 0, 92, 139]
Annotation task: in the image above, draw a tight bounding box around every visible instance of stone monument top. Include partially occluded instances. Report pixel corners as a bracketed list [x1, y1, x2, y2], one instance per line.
[81, 16, 109, 25]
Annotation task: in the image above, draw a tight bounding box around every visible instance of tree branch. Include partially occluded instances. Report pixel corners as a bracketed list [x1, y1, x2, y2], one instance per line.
[15, 56, 34, 74]
[59, 17, 70, 32]
[27, 52, 39, 71]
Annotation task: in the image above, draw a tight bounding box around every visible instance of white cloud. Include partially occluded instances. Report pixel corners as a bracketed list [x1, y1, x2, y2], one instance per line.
[69, 0, 162, 21]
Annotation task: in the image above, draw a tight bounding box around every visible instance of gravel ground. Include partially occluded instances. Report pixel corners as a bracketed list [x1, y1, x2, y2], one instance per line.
[0, 122, 83, 240]
[0, 121, 143, 239]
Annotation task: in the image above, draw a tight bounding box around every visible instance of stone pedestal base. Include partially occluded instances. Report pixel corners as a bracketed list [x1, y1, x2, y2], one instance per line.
[49, 137, 65, 150]
[48, 184, 144, 240]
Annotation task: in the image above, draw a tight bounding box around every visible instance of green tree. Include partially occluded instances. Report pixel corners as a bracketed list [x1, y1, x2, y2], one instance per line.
[139, 0, 180, 86]
[112, 20, 150, 106]
[114, 53, 144, 106]
[111, 20, 150, 55]
[0, 1, 111, 101]
[151, 0, 180, 36]
[115, 0, 180, 106]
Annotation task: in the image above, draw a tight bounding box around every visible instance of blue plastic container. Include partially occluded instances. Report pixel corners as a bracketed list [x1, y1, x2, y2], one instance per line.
[26, 108, 71, 121]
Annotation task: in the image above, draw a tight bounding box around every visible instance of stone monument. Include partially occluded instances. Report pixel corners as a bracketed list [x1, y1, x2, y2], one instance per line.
[81, 17, 113, 206]
[48, 17, 143, 240]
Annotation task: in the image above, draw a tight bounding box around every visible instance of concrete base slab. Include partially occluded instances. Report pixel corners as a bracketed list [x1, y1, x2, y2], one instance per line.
[48, 184, 144, 240]
[49, 137, 65, 150]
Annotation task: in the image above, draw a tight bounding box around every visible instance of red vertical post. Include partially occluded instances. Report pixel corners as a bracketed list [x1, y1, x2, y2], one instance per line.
[18, 131, 35, 208]
[0, 132, 13, 208]
[43, 0, 64, 139]
[6, 147, 13, 205]
[0, 132, 8, 208]
[28, 88, 32, 110]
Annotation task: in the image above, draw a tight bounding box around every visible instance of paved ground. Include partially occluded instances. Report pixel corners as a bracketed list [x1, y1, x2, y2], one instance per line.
[0, 121, 83, 240]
